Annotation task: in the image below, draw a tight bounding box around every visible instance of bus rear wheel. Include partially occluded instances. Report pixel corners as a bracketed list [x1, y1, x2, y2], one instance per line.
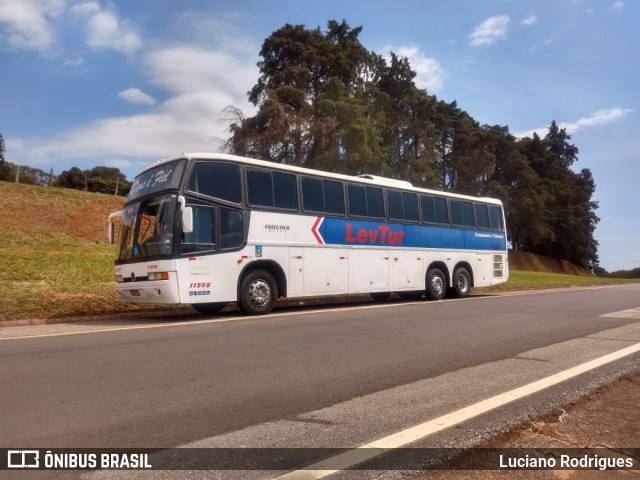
[426, 268, 447, 300]
[238, 270, 278, 315]
[452, 267, 471, 298]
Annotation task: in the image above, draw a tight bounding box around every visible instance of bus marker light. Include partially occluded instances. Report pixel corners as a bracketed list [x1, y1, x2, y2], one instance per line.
[148, 272, 169, 281]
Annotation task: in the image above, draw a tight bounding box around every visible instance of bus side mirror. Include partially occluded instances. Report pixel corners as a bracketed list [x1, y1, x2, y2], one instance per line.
[182, 207, 194, 234]
[108, 223, 115, 244]
[108, 211, 123, 244]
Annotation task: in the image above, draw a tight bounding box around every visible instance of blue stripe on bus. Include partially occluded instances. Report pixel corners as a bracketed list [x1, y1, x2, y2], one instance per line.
[320, 218, 506, 251]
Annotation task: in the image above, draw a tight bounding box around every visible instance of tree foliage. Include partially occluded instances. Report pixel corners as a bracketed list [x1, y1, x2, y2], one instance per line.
[0, 161, 51, 186]
[226, 20, 601, 270]
[56, 166, 131, 195]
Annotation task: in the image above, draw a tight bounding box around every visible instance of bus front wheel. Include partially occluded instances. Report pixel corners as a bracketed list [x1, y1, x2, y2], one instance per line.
[238, 270, 278, 315]
[426, 268, 447, 300]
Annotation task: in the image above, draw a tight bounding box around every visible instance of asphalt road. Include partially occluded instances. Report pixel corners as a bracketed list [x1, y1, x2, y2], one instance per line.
[1, 285, 640, 477]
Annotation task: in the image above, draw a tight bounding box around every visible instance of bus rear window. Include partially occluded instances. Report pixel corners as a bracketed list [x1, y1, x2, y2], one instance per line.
[490, 205, 504, 230]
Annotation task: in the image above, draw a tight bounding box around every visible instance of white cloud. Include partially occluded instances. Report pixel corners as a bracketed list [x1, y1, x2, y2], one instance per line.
[118, 87, 156, 106]
[513, 107, 633, 138]
[105, 158, 136, 170]
[382, 46, 447, 92]
[522, 15, 538, 26]
[144, 46, 256, 97]
[68, 1, 99, 17]
[8, 43, 259, 174]
[469, 15, 510, 47]
[0, 0, 142, 55]
[71, 1, 142, 55]
[0, 0, 65, 51]
[561, 107, 633, 132]
[612, 1, 624, 10]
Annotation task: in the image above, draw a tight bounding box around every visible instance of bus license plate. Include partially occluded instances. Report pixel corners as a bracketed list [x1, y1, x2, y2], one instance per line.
[130, 289, 140, 297]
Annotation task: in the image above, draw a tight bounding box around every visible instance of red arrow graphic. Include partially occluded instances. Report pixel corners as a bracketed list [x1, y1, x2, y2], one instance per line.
[311, 216, 325, 244]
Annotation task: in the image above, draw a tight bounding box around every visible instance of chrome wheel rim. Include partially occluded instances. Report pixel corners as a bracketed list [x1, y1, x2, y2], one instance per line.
[249, 279, 271, 307]
[456, 274, 469, 294]
[431, 275, 444, 296]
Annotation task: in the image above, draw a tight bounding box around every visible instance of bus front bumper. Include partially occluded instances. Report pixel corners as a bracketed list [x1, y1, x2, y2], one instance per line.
[115, 279, 181, 304]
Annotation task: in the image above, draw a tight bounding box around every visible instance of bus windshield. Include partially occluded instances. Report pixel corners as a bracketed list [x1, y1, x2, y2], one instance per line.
[119, 195, 178, 261]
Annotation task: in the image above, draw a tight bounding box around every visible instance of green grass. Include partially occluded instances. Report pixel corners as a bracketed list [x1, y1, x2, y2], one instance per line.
[477, 270, 640, 293]
[0, 182, 179, 322]
[0, 236, 176, 321]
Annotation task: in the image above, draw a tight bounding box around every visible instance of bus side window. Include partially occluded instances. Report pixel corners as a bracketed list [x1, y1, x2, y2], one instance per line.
[181, 206, 216, 253]
[451, 200, 475, 227]
[188, 162, 241, 204]
[273, 172, 298, 209]
[302, 177, 345, 215]
[366, 187, 384, 218]
[323, 180, 344, 215]
[220, 208, 244, 250]
[247, 169, 274, 207]
[475, 203, 490, 229]
[348, 184, 367, 216]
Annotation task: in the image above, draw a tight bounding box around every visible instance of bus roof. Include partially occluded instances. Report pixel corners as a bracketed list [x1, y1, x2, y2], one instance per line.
[140, 152, 503, 205]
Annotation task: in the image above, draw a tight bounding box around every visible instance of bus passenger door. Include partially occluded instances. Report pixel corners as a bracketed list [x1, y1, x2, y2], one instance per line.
[289, 247, 304, 295]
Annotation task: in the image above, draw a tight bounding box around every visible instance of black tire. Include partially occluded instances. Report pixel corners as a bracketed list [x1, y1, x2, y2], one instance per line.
[426, 268, 447, 300]
[238, 270, 278, 315]
[452, 267, 471, 298]
[398, 291, 424, 300]
[192, 302, 226, 315]
[370, 292, 391, 301]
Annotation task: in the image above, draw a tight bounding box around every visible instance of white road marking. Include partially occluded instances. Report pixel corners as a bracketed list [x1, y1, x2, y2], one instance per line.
[601, 307, 640, 319]
[273, 341, 640, 479]
[1, 284, 637, 341]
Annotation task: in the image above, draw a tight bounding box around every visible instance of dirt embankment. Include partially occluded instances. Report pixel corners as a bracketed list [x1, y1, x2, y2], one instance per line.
[508, 250, 588, 276]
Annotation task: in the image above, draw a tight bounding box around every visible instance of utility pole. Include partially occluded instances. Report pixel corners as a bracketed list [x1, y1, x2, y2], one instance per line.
[15, 165, 20, 183]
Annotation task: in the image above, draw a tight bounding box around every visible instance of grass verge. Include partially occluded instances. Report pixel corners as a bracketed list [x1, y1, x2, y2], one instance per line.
[477, 270, 640, 292]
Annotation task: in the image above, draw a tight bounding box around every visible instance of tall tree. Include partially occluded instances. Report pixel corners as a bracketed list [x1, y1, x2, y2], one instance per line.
[226, 20, 381, 172]
[56, 167, 86, 190]
[224, 20, 601, 270]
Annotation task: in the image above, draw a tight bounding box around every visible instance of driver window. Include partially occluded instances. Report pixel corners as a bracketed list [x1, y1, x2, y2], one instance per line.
[181, 206, 216, 254]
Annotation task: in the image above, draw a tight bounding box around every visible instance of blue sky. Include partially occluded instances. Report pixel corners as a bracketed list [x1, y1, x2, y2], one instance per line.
[0, 0, 638, 270]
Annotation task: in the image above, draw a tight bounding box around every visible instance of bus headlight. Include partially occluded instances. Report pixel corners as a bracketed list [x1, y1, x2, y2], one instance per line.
[148, 272, 170, 281]
[115, 275, 124, 283]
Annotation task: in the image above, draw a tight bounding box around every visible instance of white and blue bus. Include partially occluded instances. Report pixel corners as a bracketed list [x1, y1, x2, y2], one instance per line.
[108, 153, 508, 315]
